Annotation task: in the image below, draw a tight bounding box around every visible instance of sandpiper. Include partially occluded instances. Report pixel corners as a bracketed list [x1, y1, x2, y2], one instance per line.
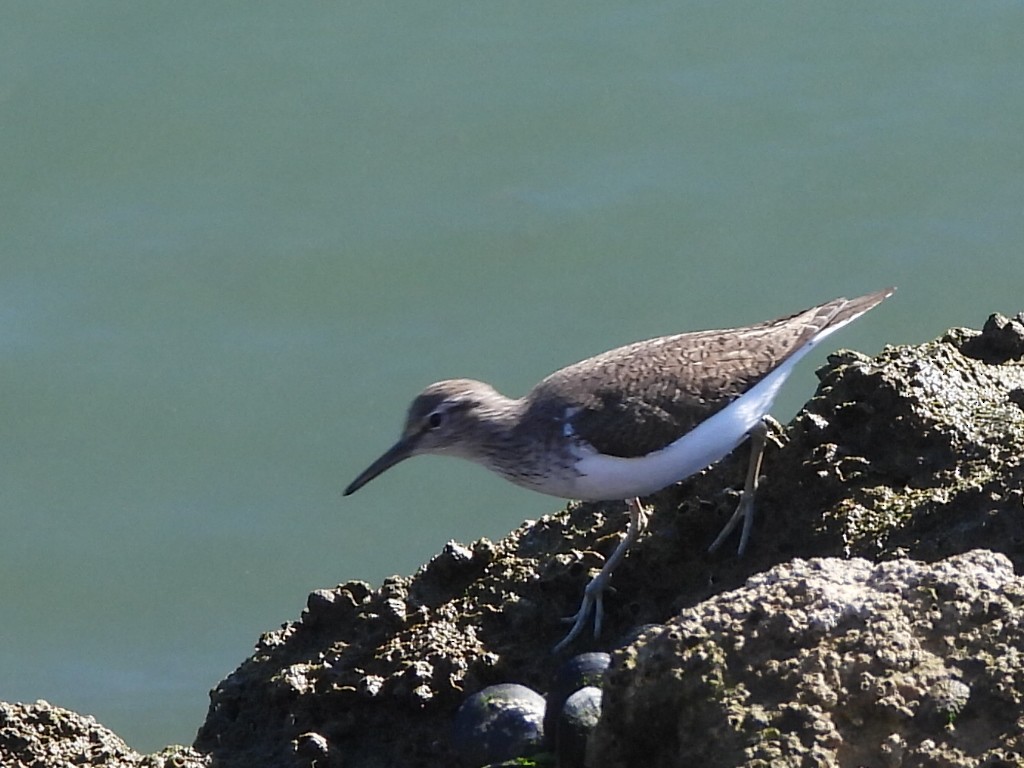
[344, 287, 894, 651]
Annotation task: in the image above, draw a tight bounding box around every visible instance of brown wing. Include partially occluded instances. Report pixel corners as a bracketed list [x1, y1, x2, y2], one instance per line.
[525, 289, 893, 457]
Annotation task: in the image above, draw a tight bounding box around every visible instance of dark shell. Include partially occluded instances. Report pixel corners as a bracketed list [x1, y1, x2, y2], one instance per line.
[557, 686, 603, 768]
[452, 683, 545, 766]
[543, 652, 610, 744]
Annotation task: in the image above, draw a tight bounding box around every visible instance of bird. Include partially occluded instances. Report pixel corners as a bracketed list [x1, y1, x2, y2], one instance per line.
[344, 287, 895, 651]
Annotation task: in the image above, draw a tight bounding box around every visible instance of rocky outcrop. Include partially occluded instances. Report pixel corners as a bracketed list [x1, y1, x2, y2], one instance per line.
[3, 311, 1023, 768]
[0, 701, 206, 768]
[592, 551, 1024, 767]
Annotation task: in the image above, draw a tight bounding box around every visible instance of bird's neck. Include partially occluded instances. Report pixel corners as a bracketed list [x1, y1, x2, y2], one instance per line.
[468, 391, 523, 449]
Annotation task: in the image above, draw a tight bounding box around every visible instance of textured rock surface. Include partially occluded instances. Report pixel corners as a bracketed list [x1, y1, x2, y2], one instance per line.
[591, 551, 1024, 767]
[3, 311, 1024, 767]
[785, 312, 1024, 563]
[0, 701, 207, 768]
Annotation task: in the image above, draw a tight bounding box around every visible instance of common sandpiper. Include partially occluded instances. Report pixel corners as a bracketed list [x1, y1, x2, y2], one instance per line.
[344, 287, 895, 651]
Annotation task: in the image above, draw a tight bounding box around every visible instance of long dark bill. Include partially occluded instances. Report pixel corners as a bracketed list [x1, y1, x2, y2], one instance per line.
[343, 436, 417, 496]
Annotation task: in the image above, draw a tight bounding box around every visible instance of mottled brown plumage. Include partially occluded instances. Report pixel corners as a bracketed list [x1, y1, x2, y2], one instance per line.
[527, 290, 890, 458]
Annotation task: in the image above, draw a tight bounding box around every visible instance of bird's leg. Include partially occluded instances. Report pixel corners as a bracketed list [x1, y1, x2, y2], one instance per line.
[708, 417, 769, 557]
[552, 497, 647, 654]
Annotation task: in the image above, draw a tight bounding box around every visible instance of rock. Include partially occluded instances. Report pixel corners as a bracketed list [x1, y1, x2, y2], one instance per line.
[589, 551, 1024, 767]
[780, 318, 1024, 563]
[0, 700, 207, 768]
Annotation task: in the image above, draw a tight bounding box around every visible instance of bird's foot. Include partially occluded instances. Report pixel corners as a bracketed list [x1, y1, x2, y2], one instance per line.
[552, 568, 611, 654]
[708, 419, 768, 557]
[707, 491, 755, 556]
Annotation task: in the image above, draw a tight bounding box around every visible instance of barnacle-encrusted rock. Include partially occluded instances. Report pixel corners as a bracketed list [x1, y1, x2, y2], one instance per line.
[590, 551, 1024, 768]
[0, 701, 207, 768]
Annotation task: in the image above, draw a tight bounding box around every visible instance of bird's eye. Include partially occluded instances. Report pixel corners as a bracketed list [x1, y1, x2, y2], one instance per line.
[427, 411, 444, 429]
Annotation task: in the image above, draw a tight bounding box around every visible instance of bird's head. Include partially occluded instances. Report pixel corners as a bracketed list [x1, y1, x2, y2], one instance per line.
[343, 379, 506, 495]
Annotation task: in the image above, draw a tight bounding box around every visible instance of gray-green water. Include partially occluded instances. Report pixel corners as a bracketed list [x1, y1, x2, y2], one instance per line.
[2, 1, 1022, 752]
